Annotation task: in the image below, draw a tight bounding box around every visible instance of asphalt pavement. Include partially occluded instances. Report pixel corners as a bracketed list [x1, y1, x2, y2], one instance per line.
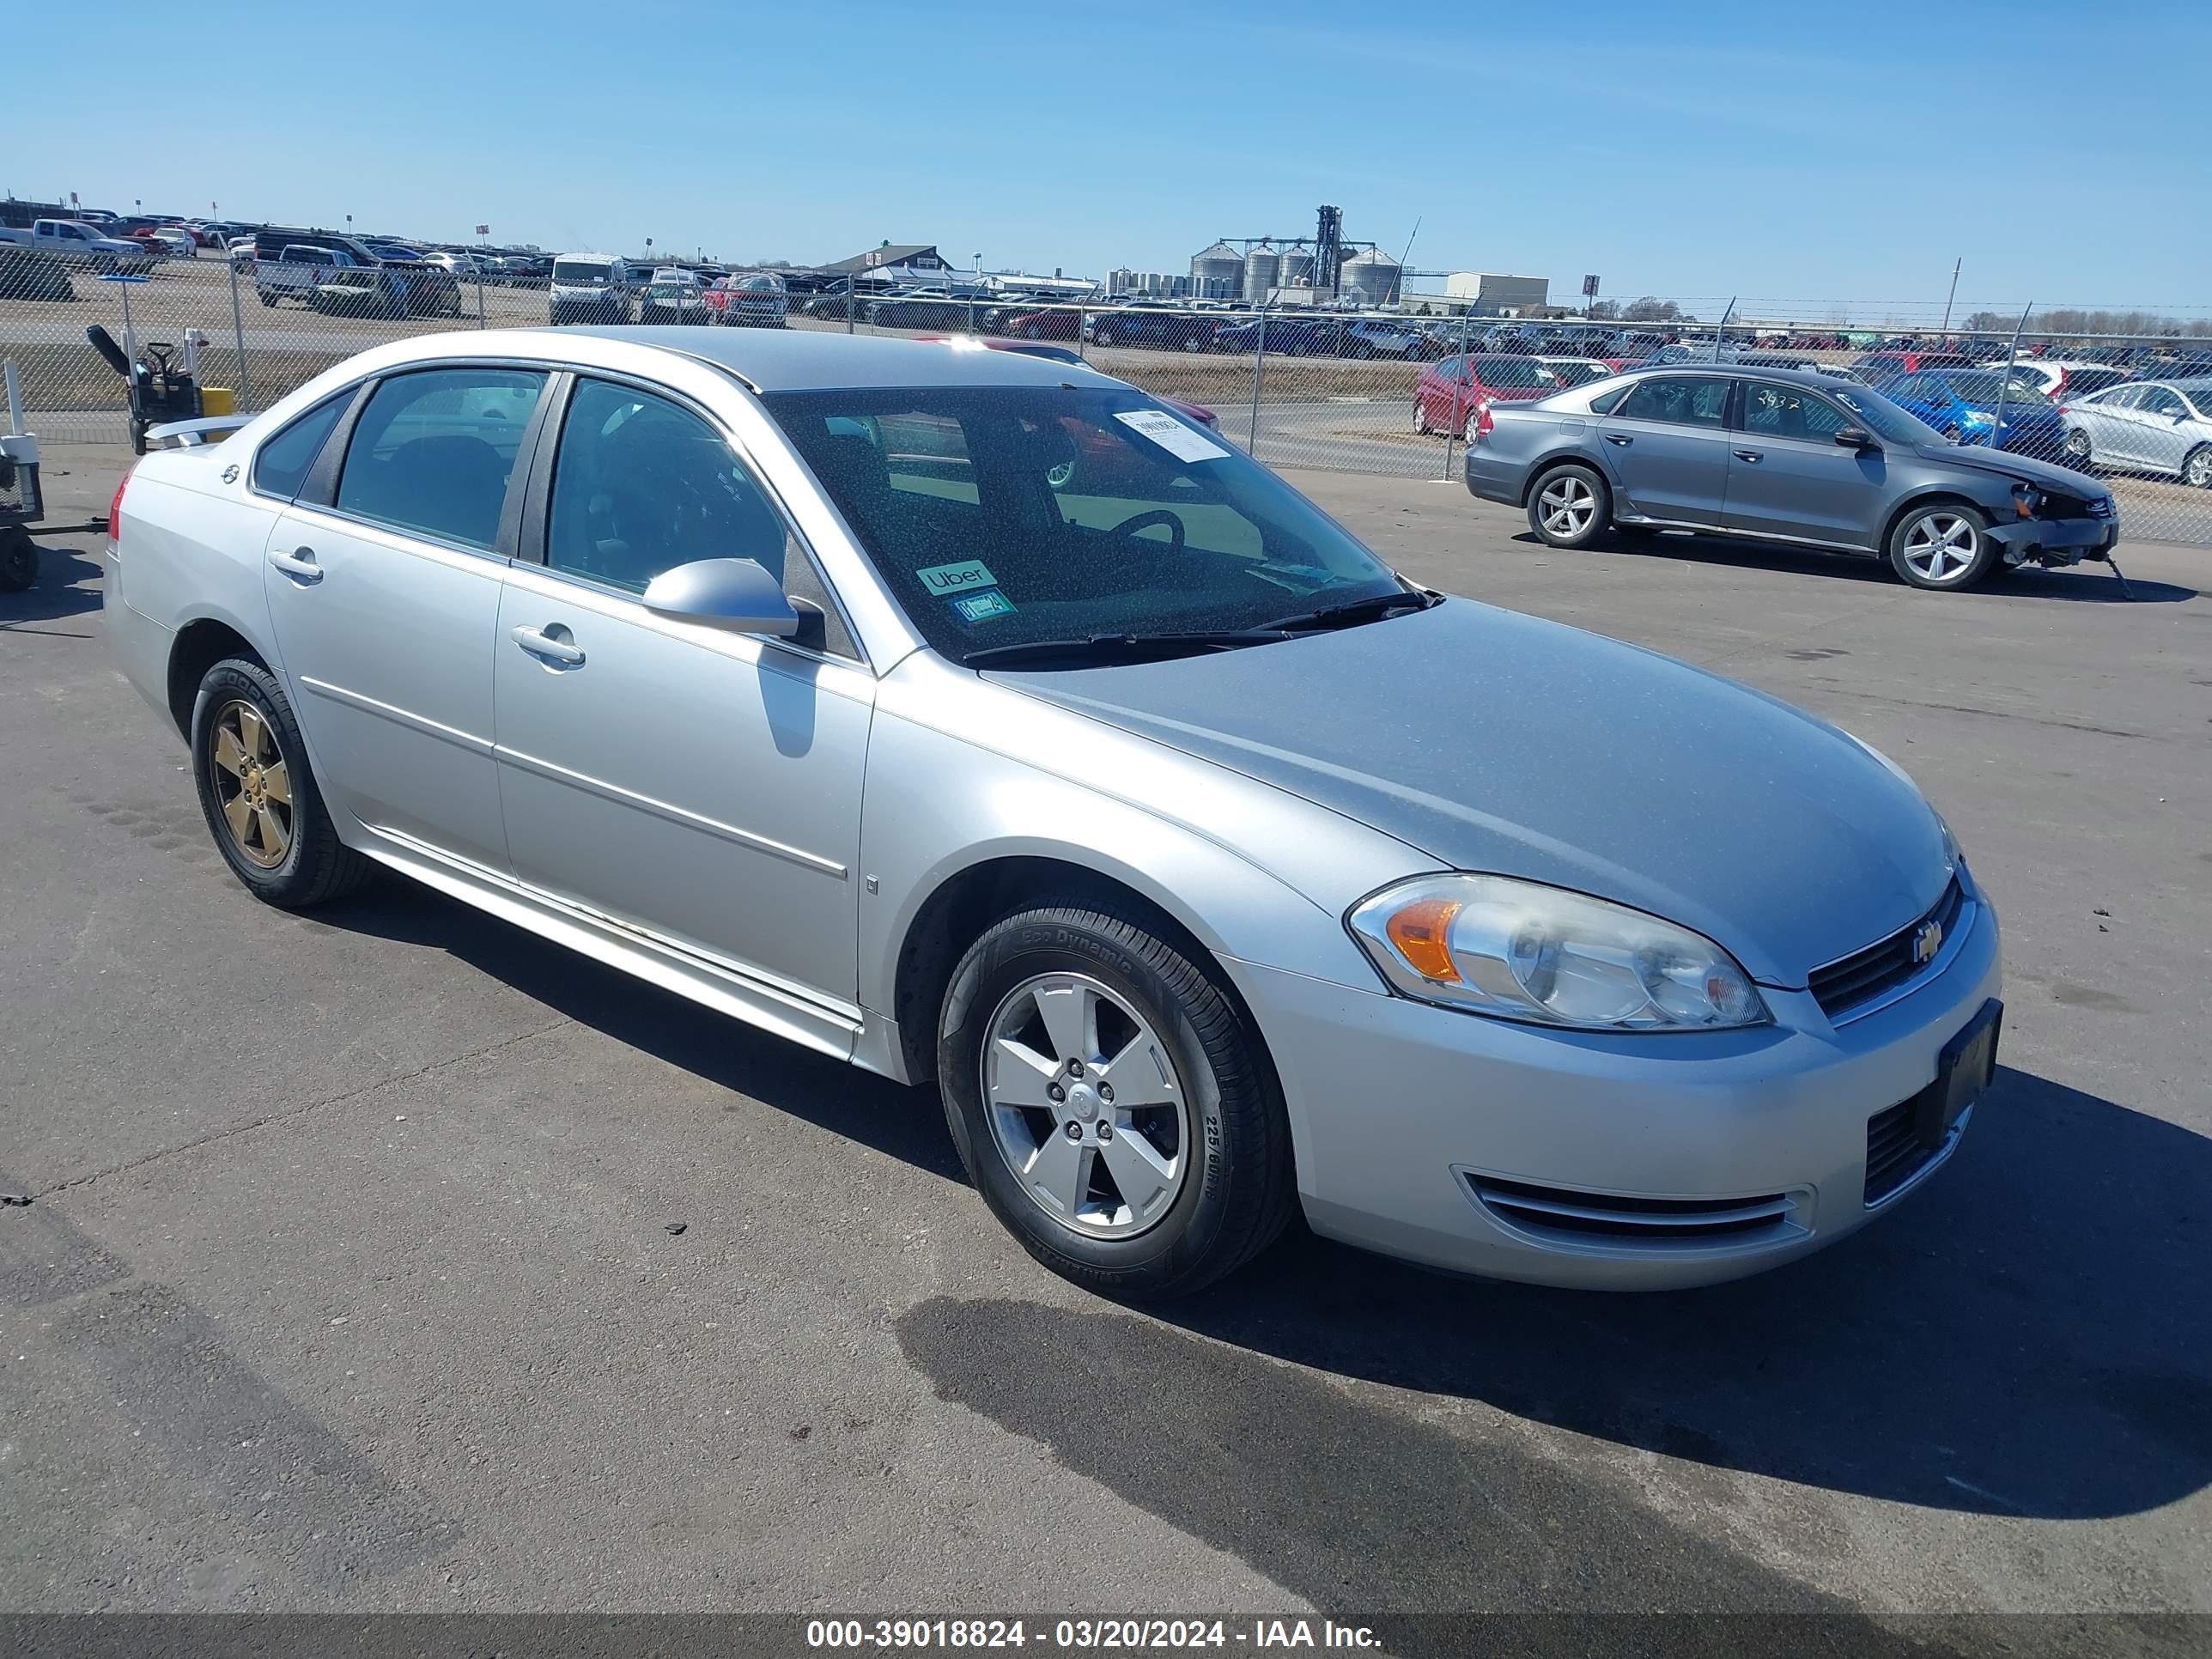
[3, 446, 2208, 1632]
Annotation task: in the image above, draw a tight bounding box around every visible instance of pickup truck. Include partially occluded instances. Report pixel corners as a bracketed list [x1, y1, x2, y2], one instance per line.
[257, 244, 365, 307]
[0, 219, 155, 270]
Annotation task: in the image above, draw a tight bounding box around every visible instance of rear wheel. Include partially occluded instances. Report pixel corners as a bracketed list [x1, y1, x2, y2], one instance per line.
[1888, 501, 1994, 590]
[1413, 399, 1431, 435]
[937, 900, 1293, 1299]
[1527, 464, 1612, 549]
[191, 658, 371, 907]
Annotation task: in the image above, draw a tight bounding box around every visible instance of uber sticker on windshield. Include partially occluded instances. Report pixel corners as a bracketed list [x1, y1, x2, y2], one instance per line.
[1114, 409, 1231, 464]
[950, 589, 1016, 623]
[916, 559, 999, 598]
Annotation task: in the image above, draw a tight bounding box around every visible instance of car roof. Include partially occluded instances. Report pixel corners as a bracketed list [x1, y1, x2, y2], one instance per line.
[1613, 362, 1847, 389]
[553, 325, 1128, 392]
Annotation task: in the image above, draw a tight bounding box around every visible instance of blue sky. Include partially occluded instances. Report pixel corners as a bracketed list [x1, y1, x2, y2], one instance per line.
[11, 0, 2209, 317]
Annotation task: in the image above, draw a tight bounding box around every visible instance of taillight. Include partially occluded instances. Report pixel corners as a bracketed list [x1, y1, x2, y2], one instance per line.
[1475, 401, 1495, 439]
[107, 467, 132, 544]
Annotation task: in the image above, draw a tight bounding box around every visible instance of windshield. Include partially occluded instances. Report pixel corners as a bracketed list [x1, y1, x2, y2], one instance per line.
[1546, 361, 1613, 387]
[647, 284, 693, 299]
[765, 386, 1405, 665]
[1472, 356, 1560, 389]
[552, 260, 612, 286]
[1828, 384, 1945, 446]
[1943, 374, 2052, 407]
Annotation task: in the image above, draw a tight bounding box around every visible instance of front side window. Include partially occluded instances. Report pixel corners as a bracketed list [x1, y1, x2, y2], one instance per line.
[1828, 384, 1944, 445]
[768, 386, 1403, 663]
[546, 379, 794, 596]
[1741, 382, 1852, 441]
[252, 392, 350, 501]
[334, 367, 547, 551]
[1613, 376, 1731, 428]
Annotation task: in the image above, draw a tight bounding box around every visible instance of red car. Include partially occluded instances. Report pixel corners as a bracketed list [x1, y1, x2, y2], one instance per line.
[1413, 354, 1585, 439]
[914, 336, 1218, 427]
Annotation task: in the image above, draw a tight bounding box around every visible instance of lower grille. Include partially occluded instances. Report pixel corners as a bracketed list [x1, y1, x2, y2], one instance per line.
[1809, 877, 1965, 1020]
[1863, 1098, 1931, 1205]
[1467, 1174, 1802, 1248]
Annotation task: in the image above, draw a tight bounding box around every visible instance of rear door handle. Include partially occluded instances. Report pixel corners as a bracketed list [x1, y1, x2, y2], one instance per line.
[1604, 434, 1633, 447]
[1733, 449, 1765, 463]
[510, 624, 586, 668]
[268, 545, 322, 583]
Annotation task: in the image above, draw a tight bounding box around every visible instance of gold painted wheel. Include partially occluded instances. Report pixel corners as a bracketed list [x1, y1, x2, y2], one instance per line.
[208, 699, 294, 868]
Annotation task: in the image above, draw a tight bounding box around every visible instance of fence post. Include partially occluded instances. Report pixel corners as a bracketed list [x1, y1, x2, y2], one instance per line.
[1077, 303, 1087, 362]
[845, 276, 855, 335]
[1248, 310, 1267, 456]
[1438, 303, 1474, 481]
[226, 252, 252, 412]
[475, 271, 487, 328]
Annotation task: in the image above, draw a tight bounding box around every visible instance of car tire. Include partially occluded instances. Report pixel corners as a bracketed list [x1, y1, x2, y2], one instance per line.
[2064, 427, 2095, 471]
[2185, 445, 2212, 489]
[1461, 404, 1483, 441]
[1526, 463, 1612, 549]
[1413, 399, 1431, 435]
[191, 657, 371, 908]
[1092, 329, 1115, 347]
[1887, 501, 1995, 590]
[937, 898, 1294, 1300]
[258, 291, 277, 307]
[1942, 424, 1963, 443]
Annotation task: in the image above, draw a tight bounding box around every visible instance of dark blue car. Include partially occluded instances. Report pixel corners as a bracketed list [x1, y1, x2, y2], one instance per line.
[1869, 368, 2069, 463]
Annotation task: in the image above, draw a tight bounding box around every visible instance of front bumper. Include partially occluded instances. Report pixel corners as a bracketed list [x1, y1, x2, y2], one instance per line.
[1988, 514, 2116, 567]
[1219, 884, 2002, 1290]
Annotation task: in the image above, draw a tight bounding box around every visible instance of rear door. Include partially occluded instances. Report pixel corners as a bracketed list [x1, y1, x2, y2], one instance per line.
[2087, 386, 2149, 464]
[1720, 380, 1881, 548]
[264, 363, 551, 872]
[1593, 374, 1735, 524]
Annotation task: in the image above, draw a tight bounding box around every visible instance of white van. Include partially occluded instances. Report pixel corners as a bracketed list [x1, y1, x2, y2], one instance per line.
[549, 252, 635, 325]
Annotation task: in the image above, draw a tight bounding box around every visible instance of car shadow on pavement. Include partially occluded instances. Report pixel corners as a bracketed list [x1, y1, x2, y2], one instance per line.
[303, 877, 969, 1185]
[0, 540, 104, 629]
[1524, 531, 2199, 604]
[1155, 1064, 2211, 1522]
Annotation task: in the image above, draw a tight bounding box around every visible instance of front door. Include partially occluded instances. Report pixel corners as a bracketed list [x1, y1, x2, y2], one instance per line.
[1720, 380, 1884, 548]
[492, 376, 874, 1045]
[264, 364, 550, 872]
[1594, 374, 1736, 524]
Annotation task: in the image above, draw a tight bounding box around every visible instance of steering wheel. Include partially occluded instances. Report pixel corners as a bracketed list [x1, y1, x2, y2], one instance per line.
[1103, 508, 1186, 555]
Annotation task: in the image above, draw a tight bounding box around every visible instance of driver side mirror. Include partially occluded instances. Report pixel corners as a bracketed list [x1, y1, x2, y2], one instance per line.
[642, 557, 800, 639]
[1833, 426, 1879, 451]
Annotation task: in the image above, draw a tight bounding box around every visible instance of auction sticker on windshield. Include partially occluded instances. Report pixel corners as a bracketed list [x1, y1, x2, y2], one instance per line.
[1115, 409, 1231, 463]
[951, 589, 1016, 623]
[917, 559, 999, 597]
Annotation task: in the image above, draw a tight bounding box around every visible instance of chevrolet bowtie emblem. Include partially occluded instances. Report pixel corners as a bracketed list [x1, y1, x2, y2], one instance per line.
[1912, 920, 1944, 965]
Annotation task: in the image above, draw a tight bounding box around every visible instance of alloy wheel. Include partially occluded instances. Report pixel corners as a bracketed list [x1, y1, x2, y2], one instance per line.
[208, 699, 294, 868]
[981, 972, 1189, 1241]
[1536, 474, 1596, 538]
[2187, 448, 2212, 488]
[1901, 514, 1981, 584]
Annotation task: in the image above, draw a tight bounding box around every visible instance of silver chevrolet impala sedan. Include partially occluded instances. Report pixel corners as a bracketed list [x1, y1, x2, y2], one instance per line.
[101, 328, 2002, 1297]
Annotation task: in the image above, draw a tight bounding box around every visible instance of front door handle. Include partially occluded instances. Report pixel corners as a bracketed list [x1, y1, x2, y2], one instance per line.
[268, 545, 322, 583]
[510, 624, 586, 668]
[1604, 434, 1632, 447]
[1733, 449, 1765, 463]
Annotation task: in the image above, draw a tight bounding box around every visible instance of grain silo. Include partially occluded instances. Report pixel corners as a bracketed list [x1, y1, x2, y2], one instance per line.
[1190, 240, 1243, 300]
[1275, 244, 1314, 288]
[1339, 246, 1401, 307]
[1243, 242, 1281, 303]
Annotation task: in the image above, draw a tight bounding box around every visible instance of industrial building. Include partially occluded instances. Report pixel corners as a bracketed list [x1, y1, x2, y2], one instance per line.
[1182, 207, 1401, 307]
[1444, 271, 1551, 313]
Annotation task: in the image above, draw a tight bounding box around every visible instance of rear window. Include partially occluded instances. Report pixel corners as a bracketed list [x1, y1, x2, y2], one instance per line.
[1472, 356, 1551, 389]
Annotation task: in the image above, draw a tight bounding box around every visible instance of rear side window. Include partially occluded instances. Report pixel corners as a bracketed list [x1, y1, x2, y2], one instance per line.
[335, 368, 547, 551]
[251, 394, 350, 501]
[1614, 376, 1731, 428]
[1588, 385, 1632, 415]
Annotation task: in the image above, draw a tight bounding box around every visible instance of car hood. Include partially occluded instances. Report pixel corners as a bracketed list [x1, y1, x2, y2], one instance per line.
[1907, 441, 2100, 493]
[990, 601, 1952, 985]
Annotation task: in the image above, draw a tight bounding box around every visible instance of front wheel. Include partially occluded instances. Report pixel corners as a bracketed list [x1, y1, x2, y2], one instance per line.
[2064, 427, 2095, 470]
[1889, 501, 1994, 590]
[937, 900, 1293, 1299]
[1413, 398, 1431, 435]
[191, 657, 371, 907]
[1527, 463, 1611, 548]
[2185, 445, 2212, 489]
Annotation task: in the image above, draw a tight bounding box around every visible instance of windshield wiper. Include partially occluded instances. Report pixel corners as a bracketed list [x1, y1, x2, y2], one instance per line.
[1259, 588, 1441, 633]
[963, 629, 1291, 670]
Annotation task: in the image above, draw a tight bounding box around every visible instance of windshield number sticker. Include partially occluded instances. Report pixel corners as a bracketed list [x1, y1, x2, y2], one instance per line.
[1114, 409, 1231, 464]
[950, 589, 1016, 623]
[917, 559, 999, 598]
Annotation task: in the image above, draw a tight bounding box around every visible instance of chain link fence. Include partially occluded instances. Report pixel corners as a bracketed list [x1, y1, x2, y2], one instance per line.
[7, 247, 2210, 546]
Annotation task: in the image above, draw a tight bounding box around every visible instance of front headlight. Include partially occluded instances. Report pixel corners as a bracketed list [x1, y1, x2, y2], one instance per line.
[1347, 875, 1769, 1032]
